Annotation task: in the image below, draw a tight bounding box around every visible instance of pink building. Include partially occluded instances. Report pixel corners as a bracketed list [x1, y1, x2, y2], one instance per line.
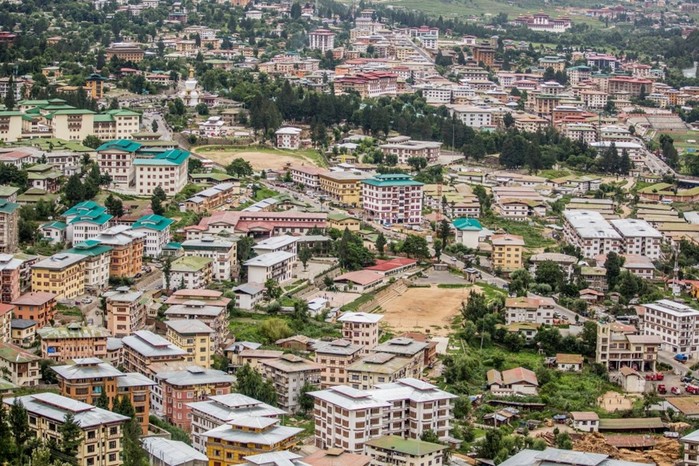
[361, 174, 424, 225]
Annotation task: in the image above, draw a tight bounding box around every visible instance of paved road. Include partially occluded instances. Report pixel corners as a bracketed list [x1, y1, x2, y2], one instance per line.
[441, 253, 508, 288]
[143, 111, 172, 140]
[659, 350, 690, 375]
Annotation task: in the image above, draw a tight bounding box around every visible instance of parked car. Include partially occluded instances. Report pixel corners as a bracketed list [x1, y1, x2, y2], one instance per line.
[81, 297, 93, 304]
[645, 372, 664, 381]
[671, 386, 682, 395]
[664, 431, 680, 439]
[657, 384, 667, 394]
[675, 353, 689, 363]
[686, 384, 699, 394]
[682, 375, 694, 384]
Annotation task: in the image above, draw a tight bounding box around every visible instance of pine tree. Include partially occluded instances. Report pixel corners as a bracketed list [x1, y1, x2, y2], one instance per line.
[10, 399, 29, 461]
[64, 174, 85, 205]
[95, 389, 110, 409]
[59, 413, 82, 463]
[375, 233, 386, 256]
[4, 75, 15, 111]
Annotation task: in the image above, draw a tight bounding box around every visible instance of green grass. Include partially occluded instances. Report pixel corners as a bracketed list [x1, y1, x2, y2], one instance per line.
[254, 186, 279, 201]
[475, 281, 508, 301]
[481, 218, 555, 249]
[539, 169, 572, 180]
[437, 283, 472, 289]
[341, 292, 377, 312]
[229, 311, 341, 342]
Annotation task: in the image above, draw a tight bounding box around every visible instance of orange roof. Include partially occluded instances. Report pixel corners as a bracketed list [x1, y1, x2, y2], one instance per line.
[0, 303, 14, 316]
[11, 292, 56, 306]
[366, 257, 417, 273]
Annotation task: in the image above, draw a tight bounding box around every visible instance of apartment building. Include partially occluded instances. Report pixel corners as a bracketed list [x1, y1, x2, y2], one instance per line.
[361, 174, 424, 226]
[131, 214, 174, 258]
[122, 330, 188, 377]
[261, 354, 323, 412]
[334, 72, 397, 98]
[188, 393, 286, 452]
[314, 339, 363, 388]
[450, 105, 494, 128]
[318, 171, 370, 206]
[244, 251, 295, 285]
[180, 237, 238, 282]
[165, 256, 213, 291]
[0, 111, 23, 143]
[65, 240, 112, 291]
[347, 352, 413, 390]
[0, 200, 18, 253]
[505, 296, 556, 325]
[142, 437, 209, 466]
[379, 137, 442, 164]
[491, 234, 525, 272]
[67, 207, 113, 246]
[184, 182, 239, 213]
[31, 252, 85, 299]
[595, 323, 661, 372]
[372, 337, 428, 378]
[203, 416, 303, 465]
[681, 429, 699, 466]
[11, 291, 56, 328]
[608, 77, 653, 97]
[563, 210, 622, 259]
[0, 254, 21, 303]
[185, 211, 327, 239]
[104, 287, 147, 338]
[52, 358, 156, 434]
[0, 303, 11, 342]
[160, 366, 234, 431]
[0, 342, 40, 386]
[37, 324, 110, 362]
[309, 29, 335, 52]
[94, 225, 145, 278]
[4, 393, 128, 466]
[365, 436, 446, 466]
[290, 166, 327, 189]
[105, 43, 145, 61]
[165, 319, 215, 368]
[639, 300, 699, 354]
[275, 127, 302, 150]
[134, 149, 190, 196]
[95, 139, 141, 190]
[310, 378, 456, 454]
[164, 300, 228, 349]
[253, 235, 298, 256]
[338, 312, 383, 353]
[609, 219, 663, 260]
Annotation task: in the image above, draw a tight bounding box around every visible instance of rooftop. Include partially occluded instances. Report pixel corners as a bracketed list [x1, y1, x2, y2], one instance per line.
[4, 393, 128, 428]
[366, 435, 445, 455]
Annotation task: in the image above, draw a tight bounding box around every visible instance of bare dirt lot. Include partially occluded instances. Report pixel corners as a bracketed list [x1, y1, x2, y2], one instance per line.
[195, 148, 320, 171]
[380, 285, 476, 337]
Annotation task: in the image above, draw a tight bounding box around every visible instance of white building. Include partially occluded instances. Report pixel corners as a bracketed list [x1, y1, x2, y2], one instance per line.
[131, 214, 174, 258]
[338, 312, 383, 352]
[275, 127, 302, 150]
[133, 149, 189, 196]
[244, 251, 295, 285]
[166, 256, 213, 291]
[379, 137, 441, 164]
[563, 210, 622, 259]
[310, 379, 456, 454]
[361, 174, 424, 225]
[505, 296, 556, 325]
[609, 218, 662, 260]
[252, 235, 298, 256]
[181, 237, 238, 281]
[639, 300, 699, 355]
[681, 429, 699, 466]
[570, 412, 599, 433]
[449, 105, 494, 128]
[309, 29, 335, 52]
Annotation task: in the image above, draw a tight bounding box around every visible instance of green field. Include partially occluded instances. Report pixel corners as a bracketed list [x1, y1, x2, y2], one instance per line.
[656, 129, 699, 154]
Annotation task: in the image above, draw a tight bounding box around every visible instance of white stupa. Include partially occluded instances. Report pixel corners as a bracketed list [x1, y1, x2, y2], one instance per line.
[180, 67, 200, 106]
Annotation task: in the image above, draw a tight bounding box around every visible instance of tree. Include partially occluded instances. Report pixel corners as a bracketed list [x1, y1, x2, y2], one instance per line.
[235, 364, 277, 405]
[226, 158, 254, 177]
[619, 149, 632, 175]
[82, 135, 102, 149]
[401, 234, 430, 260]
[407, 156, 427, 172]
[151, 120, 158, 133]
[509, 269, 532, 296]
[95, 389, 109, 409]
[64, 174, 85, 205]
[264, 278, 282, 301]
[376, 233, 387, 257]
[299, 382, 316, 414]
[10, 399, 29, 460]
[104, 194, 124, 218]
[188, 158, 203, 174]
[438, 219, 451, 245]
[151, 195, 165, 216]
[59, 413, 83, 463]
[113, 396, 147, 466]
[163, 257, 172, 291]
[503, 112, 515, 128]
[299, 247, 312, 270]
[605, 252, 624, 289]
[195, 103, 209, 116]
[260, 318, 292, 342]
[473, 184, 492, 213]
[290, 2, 302, 19]
[478, 429, 504, 459]
[337, 228, 375, 270]
[4, 76, 15, 111]
[534, 261, 565, 292]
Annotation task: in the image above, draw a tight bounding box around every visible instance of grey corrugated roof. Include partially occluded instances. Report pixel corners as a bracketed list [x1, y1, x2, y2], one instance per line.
[122, 331, 187, 358]
[142, 437, 208, 465]
[165, 319, 214, 334]
[159, 366, 234, 386]
[4, 393, 128, 428]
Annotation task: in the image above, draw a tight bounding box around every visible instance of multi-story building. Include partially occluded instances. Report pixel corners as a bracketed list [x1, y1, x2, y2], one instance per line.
[52, 358, 156, 434]
[275, 127, 302, 150]
[160, 366, 234, 431]
[314, 339, 363, 388]
[133, 149, 189, 196]
[95, 140, 141, 190]
[309, 29, 335, 52]
[0, 111, 23, 143]
[122, 330, 188, 377]
[30, 252, 85, 299]
[142, 437, 209, 466]
[334, 72, 398, 98]
[181, 237, 238, 281]
[165, 319, 215, 368]
[37, 323, 110, 362]
[185, 211, 327, 239]
[450, 105, 494, 128]
[365, 436, 446, 466]
[563, 210, 622, 259]
[67, 207, 113, 246]
[338, 312, 383, 353]
[188, 393, 286, 453]
[595, 323, 661, 372]
[490, 234, 525, 272]
[347, 353, 413, 390]
[11, 291, 56, 328]
[65, 240, 112, 291]
[608, 77, 653, 97]
[0, 342, 40, 386]
[164, 300, 228, 349]
[372, 337, 428, 378]
[681, 429, 699, 466]
[10, 319, 36, 347]
[0, 200, 18, 253]
[203, 416, 303, 465]
[310, 378, 456, 453]
[639, 300, 699, 355]
[379, 137, 442, 165]
[94, 225, 145, 278]
[505, 296, 556, 325]
[0, 303, 12, 342]
[252, 235, 298, 256]
[4, 393, 129, 466]
[184, 182, 239, 214]
[0, 255, 20, 303]
[261, 354, 323, 412]
[105, 43, 145, 62]
[244, 252, 295, 285]
[104, 287, 147, 338]
[131, 214, 174, 258]
[609, 219, 663, 260]
[318, 171, 370, 206]
[361, 174, 424, 226]
[165, 256, 213, 291]
[289, 166, 326, 189]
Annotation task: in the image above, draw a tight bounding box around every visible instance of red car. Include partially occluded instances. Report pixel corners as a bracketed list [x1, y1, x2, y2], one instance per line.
[686, 384, 699, 394]
[657, 384, 667, 394]
[671, 387, 682, 395]
[645, 373, 664, 381]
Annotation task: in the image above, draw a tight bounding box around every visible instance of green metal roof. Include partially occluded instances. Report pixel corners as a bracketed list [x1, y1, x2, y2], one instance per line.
[362, 174, 423, 187]
[93, 114, 114, 123]
[452, 217, 483, 231]
[190, 173, 234, 182]
[132, 214, 174, 232]
[41, 221, 66, 230]
[50, 109, 96, 115]
[0, 186, 18, 197]
[96, 139, 143, 153]
[171, 256, 212, 272]
[0, 111, 22, 117]
[69, 212, 112, 226]
[63, 201, 104, 217]
[365, 436, 445, 456]
[133, 148, 190, 166]
[66, 240, 113, 257]
[0, 200, 19, 214]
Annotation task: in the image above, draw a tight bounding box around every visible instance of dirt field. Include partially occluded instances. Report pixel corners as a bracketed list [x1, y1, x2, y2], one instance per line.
[380, 285, 476, 336]
[195, 148, 319, 171]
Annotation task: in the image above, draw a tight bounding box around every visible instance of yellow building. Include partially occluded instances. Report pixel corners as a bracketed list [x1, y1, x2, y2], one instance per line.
[51, 109, 95, 141]
[204, 417, 303, 465]
[165, 319, 215, 368]
[4, 393, 128, 466]
[0, 111, 23, 143]
[31, 252, 85, 299]
[318, 172, 369, 207]
[327, 213, 361, 231]
[491, 234, 525, 272]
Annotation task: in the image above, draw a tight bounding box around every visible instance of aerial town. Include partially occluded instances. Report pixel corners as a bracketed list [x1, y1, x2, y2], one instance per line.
[2, 0, 699, 465]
